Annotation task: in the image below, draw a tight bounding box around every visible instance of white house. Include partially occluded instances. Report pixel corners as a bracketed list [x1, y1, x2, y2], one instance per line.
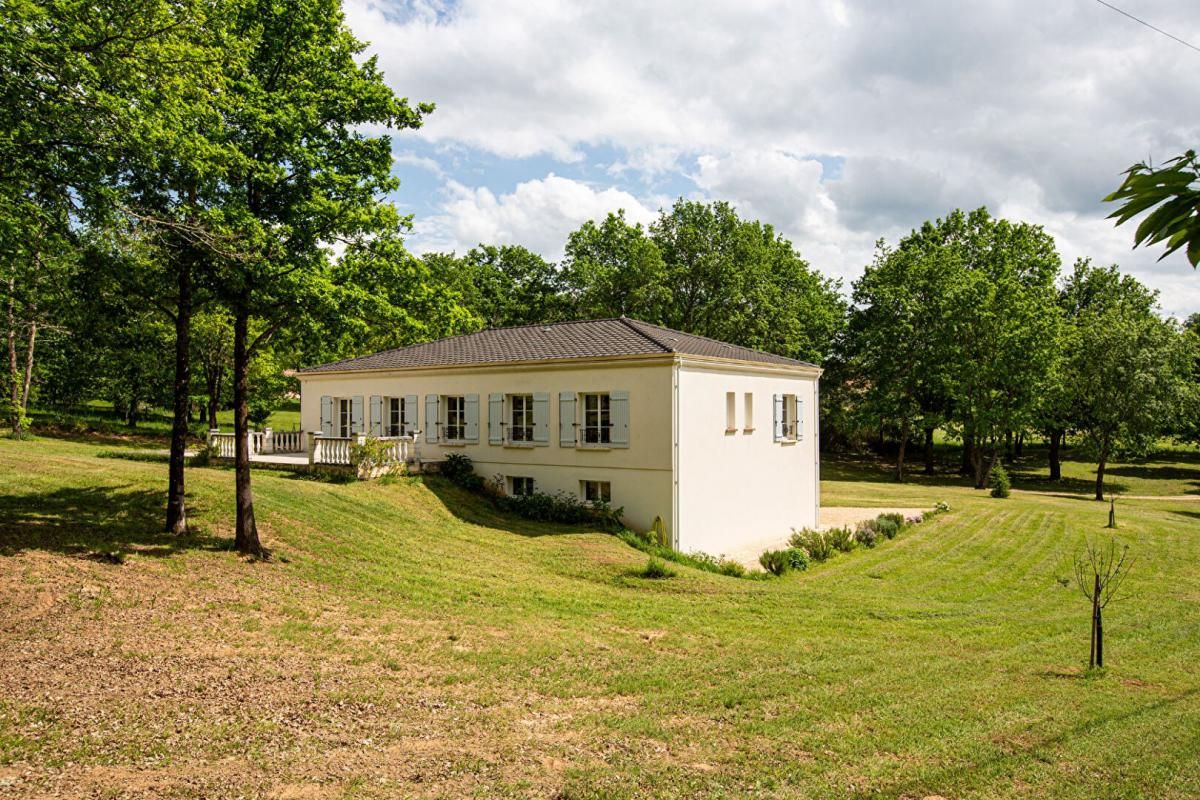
[296, 317, 821, 557]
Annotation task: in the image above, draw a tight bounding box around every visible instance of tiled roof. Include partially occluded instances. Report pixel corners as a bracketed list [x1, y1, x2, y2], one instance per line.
[298, 317, 816, 373]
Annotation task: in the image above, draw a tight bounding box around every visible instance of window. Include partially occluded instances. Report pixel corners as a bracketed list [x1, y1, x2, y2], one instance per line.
[725, 391, 737, 432]
[337, 398, 352, 437]
[509, 476, 535, 497]
[777, 394, 800, 441]
[581, 392, 611, 445]
[744, 392, 754, 432]
[509, 394, 534, 442]
[386, 397, 405, 436]
[582, 480, 611, 504]
[444, 395, 466, 441]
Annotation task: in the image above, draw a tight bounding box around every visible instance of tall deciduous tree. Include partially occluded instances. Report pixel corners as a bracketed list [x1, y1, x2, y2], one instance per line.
[1058, 262, 1187, 500]
[210, 0, 430, 557]
[432, 244, 565, 329]
[561, 211, 669, 320]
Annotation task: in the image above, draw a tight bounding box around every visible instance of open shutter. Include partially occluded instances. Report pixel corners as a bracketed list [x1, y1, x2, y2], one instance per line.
[425, 395, 439, 443]
[773, 394, 784, 441]
[464, 394, 480, 443]
[351, 396, 364, 434]
[796, 398, 804, 439]
[610, 390, 629, 448]
[532, 392, 550, 446]
[488, 393, 504, 444]
[369, 395, 382, 436]
[404, 394, 417, 434]
[559, 392, 577, 446]
[319, 395, 333, 436]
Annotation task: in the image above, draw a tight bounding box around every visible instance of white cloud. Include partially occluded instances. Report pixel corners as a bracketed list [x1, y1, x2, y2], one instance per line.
[410, 173, 657, 260]
[350, 0, 1200, 311]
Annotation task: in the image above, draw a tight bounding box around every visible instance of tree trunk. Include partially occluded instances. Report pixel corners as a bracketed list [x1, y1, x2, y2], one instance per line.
[1094, 452, 1108, 502]
[1095, 603, 1104, 668]
[165, 257, 192, 535]
[19, 315, 35, 412]
[972, 443, 992, 490]
[961, 434, 974, 476]
[895, 419, 909, 482]
[1014, 432, 1024, 458]
[1048, 429, 1062, 481]
[233, 307, 265, 558]
[1004, 430, 1013, 463]
[923, 427, 935, 475]
[1089, 575, 1099, 669]
[6, 277, 20, 431]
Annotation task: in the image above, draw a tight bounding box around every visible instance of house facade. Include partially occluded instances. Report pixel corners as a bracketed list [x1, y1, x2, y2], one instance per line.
[296, 318, 820, 557]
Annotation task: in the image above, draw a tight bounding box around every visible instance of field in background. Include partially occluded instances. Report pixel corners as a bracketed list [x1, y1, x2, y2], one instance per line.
[0, 434, 1197, 798]
[28, 401, 302, 439]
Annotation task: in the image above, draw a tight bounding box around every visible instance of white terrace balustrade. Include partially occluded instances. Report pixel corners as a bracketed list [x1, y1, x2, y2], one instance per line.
[206, 428, 418, 472]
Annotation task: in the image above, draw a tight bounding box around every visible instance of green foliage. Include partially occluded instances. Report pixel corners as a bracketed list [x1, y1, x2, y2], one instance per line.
[636, 557, 676, 580]
[349, 436, 399, 477]
[434, 245, 566, 329]
[616, 531, 748, 578]
[1106, 150, 1200, 268]
[989, 463, 1011, 498]
[441, 452, 483, 492]
[827, 526, 857, 553]
[786, 547, 810, 571]
[493, 485, 619, 527]
[855, 521, 880, 549]
[758, 548, 791, 576]
[789, 528, 833, 562]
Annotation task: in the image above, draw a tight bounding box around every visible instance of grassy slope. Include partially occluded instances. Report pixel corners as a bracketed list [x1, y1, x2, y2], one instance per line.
[0, 436, 1198, 799]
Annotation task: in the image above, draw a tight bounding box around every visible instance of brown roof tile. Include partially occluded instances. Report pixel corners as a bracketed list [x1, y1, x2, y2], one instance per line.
[298, 318, 815, 373]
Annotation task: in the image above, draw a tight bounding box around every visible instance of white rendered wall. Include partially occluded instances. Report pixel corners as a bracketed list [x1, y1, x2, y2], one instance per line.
[298, 359, 675, 534]
[675, 363, 820, 558]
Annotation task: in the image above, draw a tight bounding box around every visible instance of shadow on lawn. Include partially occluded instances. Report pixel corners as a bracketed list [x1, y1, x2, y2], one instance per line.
[865, 685, 1200, 800]
[423, 477, 606, 539]
[0, 483, 226, 558]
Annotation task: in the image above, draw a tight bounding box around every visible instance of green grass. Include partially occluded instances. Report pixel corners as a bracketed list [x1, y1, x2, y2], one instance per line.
[0, 433, 1198, 798]
[28, 400, 301, 440]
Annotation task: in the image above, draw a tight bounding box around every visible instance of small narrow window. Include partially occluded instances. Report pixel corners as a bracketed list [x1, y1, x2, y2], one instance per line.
[387, 397, 404, 436]
[338, 398, 352, 437]
[582, 480, 611, 504]
[725, 391, 737, 432]
[743, 392, 754, 432]
[509, 394, 534, 442]
[444, 395, 466, 441]
[509, 476, 535, 496]
[581, 393, 611, 445]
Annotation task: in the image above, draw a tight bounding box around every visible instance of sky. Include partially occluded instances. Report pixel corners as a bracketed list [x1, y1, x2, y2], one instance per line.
[343, 0, 1200, 319]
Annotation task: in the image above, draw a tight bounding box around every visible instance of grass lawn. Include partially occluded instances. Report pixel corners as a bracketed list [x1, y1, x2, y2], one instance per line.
[28, 401, 302, 439]
[0, 434, 1198, 798]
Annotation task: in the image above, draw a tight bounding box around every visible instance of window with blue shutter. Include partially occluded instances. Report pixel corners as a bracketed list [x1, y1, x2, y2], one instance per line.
[488, 394, 504, 444]
[351, 396, 364, 434]
[404, 394, 417, 434]
[464, 394, 480, 443]
[609, 390, 629, 448]
[559, 392, 577, 446]
[425, 395, 439, 443]
[532, 392, 550, 446]
[369, 395, 382, 437]
[319, 395, 333, 436]
[773, 394, 784, 441]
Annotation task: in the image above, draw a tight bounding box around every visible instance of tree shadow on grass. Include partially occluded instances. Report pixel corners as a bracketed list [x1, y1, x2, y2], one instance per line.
[1170, 509, 1200, 523]
[1103, 463, 1200, 493]
[0, 484, 227, 559]
[861, 685, 1200, 800]
[422, 477, 605, 539]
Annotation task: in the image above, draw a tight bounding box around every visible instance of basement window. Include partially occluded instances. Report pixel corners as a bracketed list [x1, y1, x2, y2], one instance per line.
[581, 480, 611, 504]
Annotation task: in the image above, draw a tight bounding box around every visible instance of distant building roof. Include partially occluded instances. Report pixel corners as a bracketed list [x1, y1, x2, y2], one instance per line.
[298, 317, 817, 374]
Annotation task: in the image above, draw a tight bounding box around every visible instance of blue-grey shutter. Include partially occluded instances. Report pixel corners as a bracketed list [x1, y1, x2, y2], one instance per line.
[425, 395, 439, 443]
[487, 393, 503, 444]
[532, 392, 550, 446]
[796, 398, 804, 439]
[610, 390, 629, 448]
[351, 396, 364, 434]
[404, 394, 417, 434]
[773, 394, 784, 441]
[319, 395, 333, 436]
[369, 395, 382, 436]
[465, 394, 480, 443]
[559, 392, 576, 446]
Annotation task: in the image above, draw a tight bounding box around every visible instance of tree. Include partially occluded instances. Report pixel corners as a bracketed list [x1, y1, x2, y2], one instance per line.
[208, 0, 430, 557]
[1072, 539, 1133, 669]
[1105, 151, 1200, 268]
[848, 238, 956, 480]
[434, 244, 565, 329]
[1058, 262, 1187, 500]
[561, 211, 669, 320]
[931, 209, 1062, 488]
[192, 311, 233, 429]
